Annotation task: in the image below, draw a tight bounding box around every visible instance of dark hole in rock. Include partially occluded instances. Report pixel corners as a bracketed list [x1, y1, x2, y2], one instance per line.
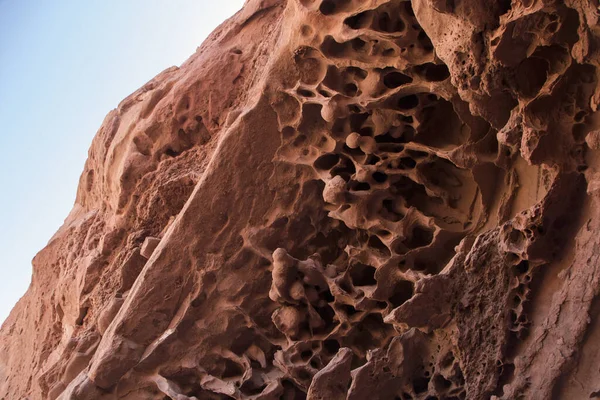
[376, 131, 404, 144]
[323, 339, 341, 354]
[383, 48, 396, 57]
[397, 94, 419, 110]
[359, 127, 373, 136]
[492, 362, 515, 396]
[240, 381, 268, 396]
[378, 12, 391, 32]
[365, 155, 381, 165]
[372, 171, 388, 183]
[368, 235, 391, 257]
[406, 149, 428, 159]
[222, 359, 244, 379]
[375, 301, 388, 309]
[322, 289, 335, 302]
[76, 307, 88, 326]
[376, 229, 391, 237]
[191, 293, 206, 307]
[546, 21, 559, 33]
[344, 11, 371, 29]
[314, 153, 340, 170]
[348, 104, 362, 113]
[398, 157, 417, 169]
[395, 18, 406, 32]
[350, 263, 377, 286]
[384, 71, 413, 88]
[300, 350, 312, 361]
[349, 181, 371, 191]
[403, 125, 416, 141]
[516, 57, 549, 97]
[405, 226, 434, 249]
[165, 147, 181, 157]
[297, 89, 316, 97]
[319, 0, 336, 15]
[433, 374, 452, 391]
[341, 304, 360, 316]
[517, 314, 528, 323]
[514, 260, 529, 275]
[389, 280, 414, 308]
[230, 328, 256, 356]
[314, 305, 336, 334]
[379, 144, 405, 153]
[413, 376, 430, 393]
[418, 63, 450, 82]
[382, 199, 404, 222]
[348, 112, 370, 131]
[513, 295, 521, 306]
[575, 111, 587, 122]
[344, 83, 358, 96]
[321, 36, 346, 57]
[351, 37, 367, 51]
[343, 143, 366, 157]
[518, 327, 529, 340]
[331, 157, 356, 179]
[499, 0, 512, 15]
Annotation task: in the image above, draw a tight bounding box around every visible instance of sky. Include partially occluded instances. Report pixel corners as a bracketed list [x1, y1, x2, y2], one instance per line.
[0, 0, 245, 324]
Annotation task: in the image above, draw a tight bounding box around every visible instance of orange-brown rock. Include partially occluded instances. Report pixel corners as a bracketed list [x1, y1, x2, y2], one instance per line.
[2, 0, 600, 398]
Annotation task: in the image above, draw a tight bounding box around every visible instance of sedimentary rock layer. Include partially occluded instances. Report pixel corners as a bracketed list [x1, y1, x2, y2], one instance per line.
[1, 0, 600, 399]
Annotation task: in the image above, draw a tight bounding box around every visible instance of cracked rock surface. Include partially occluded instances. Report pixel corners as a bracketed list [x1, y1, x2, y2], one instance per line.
[2, 0, 600, 398]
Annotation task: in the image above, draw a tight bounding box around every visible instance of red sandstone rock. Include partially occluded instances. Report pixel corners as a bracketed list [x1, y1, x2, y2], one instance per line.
[1, 0, 600, 398]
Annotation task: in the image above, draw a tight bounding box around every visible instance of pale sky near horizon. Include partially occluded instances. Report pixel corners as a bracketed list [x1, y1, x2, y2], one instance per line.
[0, 0, 245, 324]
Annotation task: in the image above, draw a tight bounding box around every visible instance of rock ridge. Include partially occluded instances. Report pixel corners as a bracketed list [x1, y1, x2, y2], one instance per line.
[1, 0, 600, 399]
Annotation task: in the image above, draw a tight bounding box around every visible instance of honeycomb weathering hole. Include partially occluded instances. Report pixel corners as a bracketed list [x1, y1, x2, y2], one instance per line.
[397, 94, 420, 110]
[349, 263, 377, 287]
[416, 63, 450, 82]
[314, 153, 340, 170]
[389, 280, 414, 308]
[405, 225, 434, 249]
[345, 11, 371, 30]
[384, 71, 413, 88]
[319, 0, 336, 15]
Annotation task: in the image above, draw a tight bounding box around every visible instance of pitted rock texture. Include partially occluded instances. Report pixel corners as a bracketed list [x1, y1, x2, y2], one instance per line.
[2, 0, 600, 399]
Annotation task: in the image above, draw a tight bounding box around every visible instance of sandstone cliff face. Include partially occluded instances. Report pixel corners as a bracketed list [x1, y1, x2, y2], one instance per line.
[2, 0, 600, 399]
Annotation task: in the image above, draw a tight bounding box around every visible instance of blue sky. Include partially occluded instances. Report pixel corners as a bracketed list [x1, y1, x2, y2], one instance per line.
[0, 0, 244, 324]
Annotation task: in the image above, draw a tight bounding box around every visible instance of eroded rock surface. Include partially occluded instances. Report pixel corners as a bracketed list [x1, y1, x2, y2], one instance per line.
[2, 0, 600, 398]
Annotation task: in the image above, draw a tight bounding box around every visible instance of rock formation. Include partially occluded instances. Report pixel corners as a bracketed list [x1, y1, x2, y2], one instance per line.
[1, 0, 600, 398]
